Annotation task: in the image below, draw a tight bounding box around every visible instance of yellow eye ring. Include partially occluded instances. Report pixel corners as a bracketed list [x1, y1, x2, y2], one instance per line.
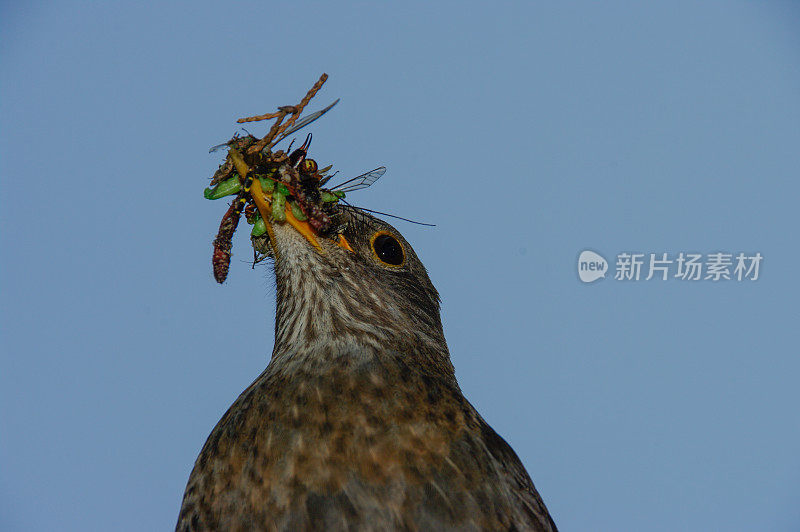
[369, 231, 405, 267]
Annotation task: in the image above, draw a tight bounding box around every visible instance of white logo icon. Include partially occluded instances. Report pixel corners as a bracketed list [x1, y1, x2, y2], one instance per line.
[578, 250, 608, 283]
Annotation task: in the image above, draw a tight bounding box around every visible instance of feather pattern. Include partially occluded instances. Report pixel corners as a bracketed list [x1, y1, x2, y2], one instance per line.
[177, 211, 556, 531]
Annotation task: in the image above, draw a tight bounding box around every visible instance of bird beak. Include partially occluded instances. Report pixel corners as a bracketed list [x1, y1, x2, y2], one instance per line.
[229, 148, 354, 254]
[249, 176, 323, 252]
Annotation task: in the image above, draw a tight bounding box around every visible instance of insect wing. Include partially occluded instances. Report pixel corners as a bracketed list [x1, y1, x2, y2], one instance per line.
[209, 131, 256, 153]
[339, 202, 436, 227]
[209, 142, 229, 153]
[332, 166, 386, 193]
[274, 98, 340, 145]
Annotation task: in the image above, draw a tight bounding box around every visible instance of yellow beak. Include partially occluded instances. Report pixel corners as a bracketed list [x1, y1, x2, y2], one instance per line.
[229, 148, 352, 254]
[249, 176, 323, 252]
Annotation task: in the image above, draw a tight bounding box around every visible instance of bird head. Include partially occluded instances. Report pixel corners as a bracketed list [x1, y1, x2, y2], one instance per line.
[264, 205, 453, 377]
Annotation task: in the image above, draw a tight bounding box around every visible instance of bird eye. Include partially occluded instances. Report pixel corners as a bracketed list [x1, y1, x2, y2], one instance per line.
[370, 231, 405, 267]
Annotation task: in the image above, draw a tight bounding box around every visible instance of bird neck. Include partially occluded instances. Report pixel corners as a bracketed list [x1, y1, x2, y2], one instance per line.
[269, 253, 455, 381]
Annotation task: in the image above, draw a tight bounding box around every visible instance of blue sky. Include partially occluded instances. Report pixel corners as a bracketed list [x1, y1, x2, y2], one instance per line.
[2, 2, 799, 530]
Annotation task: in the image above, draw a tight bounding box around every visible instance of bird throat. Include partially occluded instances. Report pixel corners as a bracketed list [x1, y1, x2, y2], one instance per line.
[267, 224, 453, 380]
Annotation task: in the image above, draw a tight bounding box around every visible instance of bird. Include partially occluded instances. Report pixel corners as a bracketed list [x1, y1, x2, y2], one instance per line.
[177, 204, 557, 531]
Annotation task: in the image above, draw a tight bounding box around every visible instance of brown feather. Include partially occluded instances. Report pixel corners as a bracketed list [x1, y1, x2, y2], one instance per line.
[178, 209, 557, 531]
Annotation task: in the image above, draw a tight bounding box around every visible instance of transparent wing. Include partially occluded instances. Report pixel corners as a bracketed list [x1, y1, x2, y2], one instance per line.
[210, 99, 338, 152]
[209, 142, 230, 153]
[208, 131, 255, 153]
[273, 98, 340, 145]
[339, 201, 436, 226]
[331, 166, 386, 193]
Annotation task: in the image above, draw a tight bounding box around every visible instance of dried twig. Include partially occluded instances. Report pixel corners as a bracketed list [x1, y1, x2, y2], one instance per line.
[246, 73, 328, 155]
[249, 111, 288, 154]
[236, 110, 284, 123]
[275, 74, 328, 137]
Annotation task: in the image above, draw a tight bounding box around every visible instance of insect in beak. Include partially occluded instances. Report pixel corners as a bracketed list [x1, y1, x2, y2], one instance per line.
[205, 75, 374, 283]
